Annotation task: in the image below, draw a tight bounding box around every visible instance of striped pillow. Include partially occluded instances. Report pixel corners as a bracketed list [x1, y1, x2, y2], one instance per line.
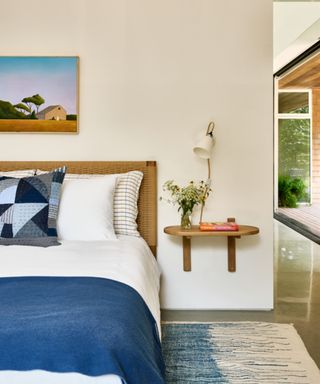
[36, 170, 143, 237]
[113, 171, 143, 236]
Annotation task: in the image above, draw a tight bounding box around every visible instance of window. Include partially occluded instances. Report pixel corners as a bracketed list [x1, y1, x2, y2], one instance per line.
[275, 89, 312, 206]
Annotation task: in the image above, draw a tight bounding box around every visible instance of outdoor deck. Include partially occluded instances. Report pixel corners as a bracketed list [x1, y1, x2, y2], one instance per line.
[275, 204, 320, 242]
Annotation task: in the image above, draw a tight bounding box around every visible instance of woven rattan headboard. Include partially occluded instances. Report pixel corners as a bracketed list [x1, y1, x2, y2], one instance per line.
[0, 161, 157, 256]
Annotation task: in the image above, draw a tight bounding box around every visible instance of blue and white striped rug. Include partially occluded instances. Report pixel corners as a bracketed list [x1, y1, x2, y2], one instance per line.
[162, 322, 320, 384]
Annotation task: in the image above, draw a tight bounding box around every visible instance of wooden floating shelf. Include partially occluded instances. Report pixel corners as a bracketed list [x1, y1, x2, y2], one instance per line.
[164, 218, 259, 272]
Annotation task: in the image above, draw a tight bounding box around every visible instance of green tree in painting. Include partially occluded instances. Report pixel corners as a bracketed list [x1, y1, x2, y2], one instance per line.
[0, 100, 26, 119]
[22, 94, 45, 113]
[31, 94, 45, 113]
[21, 96, 35, 112]
[0, 93, 45, 119]
[66, 114, 77, 120]
[14, 103, 31, 115]
[29, 111, 37, 119]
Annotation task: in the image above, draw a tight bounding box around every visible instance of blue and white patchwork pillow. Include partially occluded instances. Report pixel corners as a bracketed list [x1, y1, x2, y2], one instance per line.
[0, 167, 66, 247]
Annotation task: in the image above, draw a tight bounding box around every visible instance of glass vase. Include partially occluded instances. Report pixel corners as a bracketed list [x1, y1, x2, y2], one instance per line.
[181, 211, 192, 229]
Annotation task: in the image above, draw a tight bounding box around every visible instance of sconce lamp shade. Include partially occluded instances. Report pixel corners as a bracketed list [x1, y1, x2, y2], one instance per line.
[193, 135, 214, 159]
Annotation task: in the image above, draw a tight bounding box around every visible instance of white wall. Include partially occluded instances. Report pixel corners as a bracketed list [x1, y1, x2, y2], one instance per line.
[0, 0, 273, 309]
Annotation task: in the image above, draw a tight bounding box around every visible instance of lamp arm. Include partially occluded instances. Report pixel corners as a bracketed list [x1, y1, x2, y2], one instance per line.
[196, 121, 215, 224]
[199, 158, 212, 224]
[206, 121, 215, 137]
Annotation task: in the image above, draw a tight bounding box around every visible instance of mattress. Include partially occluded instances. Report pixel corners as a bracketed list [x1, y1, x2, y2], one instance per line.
[0, 236, 161, 384]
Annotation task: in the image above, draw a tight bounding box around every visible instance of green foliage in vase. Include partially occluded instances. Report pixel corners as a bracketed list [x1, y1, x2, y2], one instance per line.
[160, 180, 211, 215]
[278, 175, 307, 208]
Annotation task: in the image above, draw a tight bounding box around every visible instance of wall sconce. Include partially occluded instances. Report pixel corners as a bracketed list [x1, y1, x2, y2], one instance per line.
[193, 121, 215, 223]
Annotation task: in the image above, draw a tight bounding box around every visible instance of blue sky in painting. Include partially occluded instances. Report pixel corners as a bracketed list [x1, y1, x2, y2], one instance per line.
[0, 57, 78, 114]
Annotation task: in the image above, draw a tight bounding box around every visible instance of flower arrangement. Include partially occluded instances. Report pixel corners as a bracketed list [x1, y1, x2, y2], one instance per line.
[161, 180, 211, 228]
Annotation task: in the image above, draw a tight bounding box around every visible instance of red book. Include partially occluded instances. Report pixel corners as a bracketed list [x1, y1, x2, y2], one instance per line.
[200, 222, 239, 231]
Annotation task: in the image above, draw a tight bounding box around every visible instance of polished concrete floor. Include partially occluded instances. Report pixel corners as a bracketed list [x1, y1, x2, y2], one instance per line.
[162, 220, 320, 367]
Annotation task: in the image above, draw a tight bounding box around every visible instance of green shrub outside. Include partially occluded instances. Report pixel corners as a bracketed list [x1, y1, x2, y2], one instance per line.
[278, 175, 307, 208]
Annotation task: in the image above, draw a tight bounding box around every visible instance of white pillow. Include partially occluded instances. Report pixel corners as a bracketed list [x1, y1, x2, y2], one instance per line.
[57, 175, 118, 241]
[0, 170, 36, 177]
[36, 169, 143, 237]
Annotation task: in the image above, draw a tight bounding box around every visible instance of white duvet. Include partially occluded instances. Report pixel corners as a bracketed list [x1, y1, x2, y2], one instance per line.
[0, 236, 161, 384]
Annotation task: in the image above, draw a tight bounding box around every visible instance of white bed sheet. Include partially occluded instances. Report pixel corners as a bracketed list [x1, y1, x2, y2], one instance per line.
[0, 236, 161, 384]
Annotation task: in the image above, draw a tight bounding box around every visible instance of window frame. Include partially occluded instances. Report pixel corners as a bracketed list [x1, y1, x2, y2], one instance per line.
[274, 86, 312, 209]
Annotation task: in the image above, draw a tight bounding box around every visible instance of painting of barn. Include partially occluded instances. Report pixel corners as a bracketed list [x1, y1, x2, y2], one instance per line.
[0, 57, 79, 133]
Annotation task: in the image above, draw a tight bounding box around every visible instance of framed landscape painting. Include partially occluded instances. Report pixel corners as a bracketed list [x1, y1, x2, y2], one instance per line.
[0, 56, 79, 133]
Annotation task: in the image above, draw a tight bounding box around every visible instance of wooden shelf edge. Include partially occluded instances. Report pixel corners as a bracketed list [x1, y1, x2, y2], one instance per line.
[164, 221, 259, 273]
[164, 225, 259, 238]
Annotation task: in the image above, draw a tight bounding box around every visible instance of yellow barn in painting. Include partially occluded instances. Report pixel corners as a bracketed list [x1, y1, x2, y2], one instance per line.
[36, 105, 67, 120]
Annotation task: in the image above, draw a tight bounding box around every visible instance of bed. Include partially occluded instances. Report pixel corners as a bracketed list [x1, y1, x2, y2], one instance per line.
[0, 161, 164, 384]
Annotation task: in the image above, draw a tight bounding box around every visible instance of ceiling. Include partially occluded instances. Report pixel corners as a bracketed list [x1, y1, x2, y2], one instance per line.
[273, 2, 320, 71]
[278, 52, 320, 88]
[278, 92, 309, 112]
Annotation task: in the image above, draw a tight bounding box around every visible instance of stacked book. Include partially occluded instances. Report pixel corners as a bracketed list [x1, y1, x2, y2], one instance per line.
[199, 222, 239, 231]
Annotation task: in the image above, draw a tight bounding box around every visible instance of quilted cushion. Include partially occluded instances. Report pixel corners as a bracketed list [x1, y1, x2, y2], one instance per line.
[0, 167, 66, 247]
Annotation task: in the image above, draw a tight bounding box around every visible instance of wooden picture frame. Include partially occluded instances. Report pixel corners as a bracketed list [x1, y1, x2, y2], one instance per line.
[0, 56, 79, 133]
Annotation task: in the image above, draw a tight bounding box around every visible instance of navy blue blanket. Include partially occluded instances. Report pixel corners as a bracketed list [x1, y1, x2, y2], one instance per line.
[0, 276, 165, 383]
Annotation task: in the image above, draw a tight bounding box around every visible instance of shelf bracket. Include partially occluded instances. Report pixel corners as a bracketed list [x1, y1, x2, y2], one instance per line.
[227, 236, 241, 272]
[183, 236, 191, 272]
